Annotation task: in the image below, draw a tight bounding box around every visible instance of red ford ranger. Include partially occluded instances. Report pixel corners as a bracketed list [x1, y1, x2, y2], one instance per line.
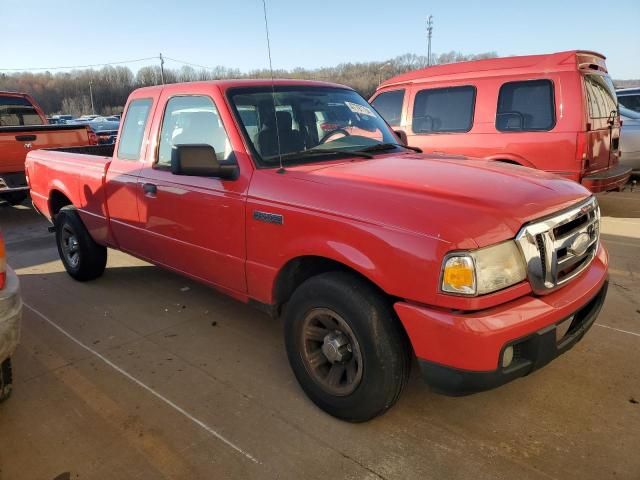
[0, 91, 97, 205]
[26, 80, 609, 422]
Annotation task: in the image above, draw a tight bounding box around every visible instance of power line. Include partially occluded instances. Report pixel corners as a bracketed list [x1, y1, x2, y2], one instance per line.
[161, 56, 220, 71]
[0, 57, 158, 72]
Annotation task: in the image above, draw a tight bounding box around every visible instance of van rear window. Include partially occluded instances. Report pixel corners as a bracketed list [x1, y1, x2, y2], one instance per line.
[584, 75, 618, 119]
[412, 86, 475, 133]
[496, 80, 555, 132]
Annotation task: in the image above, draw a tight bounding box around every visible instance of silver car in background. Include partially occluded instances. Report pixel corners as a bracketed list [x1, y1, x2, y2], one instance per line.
[620, 106, 640, 175]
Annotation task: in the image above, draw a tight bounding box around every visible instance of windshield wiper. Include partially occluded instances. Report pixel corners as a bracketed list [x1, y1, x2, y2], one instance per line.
[359, 143, 423, 153]
[271, 148, 374, 163]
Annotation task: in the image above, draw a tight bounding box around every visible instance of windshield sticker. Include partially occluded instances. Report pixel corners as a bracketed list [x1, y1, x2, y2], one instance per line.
[345, 101, 375, 117]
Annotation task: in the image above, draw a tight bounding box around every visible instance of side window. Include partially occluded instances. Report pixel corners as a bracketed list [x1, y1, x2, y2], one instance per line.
[117, 99, 153, 160]
[496, 80, 555, 132]
[157, 95, 233, 168]
[412, 86, 475, 133]
[371, 90, 405, 126]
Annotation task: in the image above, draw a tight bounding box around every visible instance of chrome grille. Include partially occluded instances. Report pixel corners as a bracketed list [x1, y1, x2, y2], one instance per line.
[515, 197, 600, 294]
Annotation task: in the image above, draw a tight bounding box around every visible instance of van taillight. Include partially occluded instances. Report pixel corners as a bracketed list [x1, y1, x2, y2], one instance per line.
[87, 127, 98, 145]
[576, 131, 589, 171]
[0, 234, 6, 290]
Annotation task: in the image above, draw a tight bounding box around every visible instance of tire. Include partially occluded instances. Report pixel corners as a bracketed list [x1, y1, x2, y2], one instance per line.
[55, 206, 107, 281]
[284, 271, 410, 422]
[1, 191, 28, 206]
[0, 358, 13, 403]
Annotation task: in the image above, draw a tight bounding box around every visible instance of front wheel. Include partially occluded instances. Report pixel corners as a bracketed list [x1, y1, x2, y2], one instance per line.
[55, 206, 107, 281]
[0, 358, 13, 402]
[284, 272, 410, 422]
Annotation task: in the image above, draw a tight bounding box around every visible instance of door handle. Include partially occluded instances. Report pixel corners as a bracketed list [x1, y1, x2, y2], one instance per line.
[16, 134, 37, 142]
[142, 183, 157, 197]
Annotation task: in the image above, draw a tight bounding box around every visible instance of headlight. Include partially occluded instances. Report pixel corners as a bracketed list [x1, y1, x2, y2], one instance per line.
[441, 241, 527, 296]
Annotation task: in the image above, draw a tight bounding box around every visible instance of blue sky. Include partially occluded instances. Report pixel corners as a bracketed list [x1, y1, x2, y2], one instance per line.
[2, 0, 639, 78]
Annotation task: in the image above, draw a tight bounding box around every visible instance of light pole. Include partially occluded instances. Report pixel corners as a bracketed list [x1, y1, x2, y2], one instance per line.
[89, 80, 95, 115]
[426, 15, 434, 66]
[378, 62, 392, 85]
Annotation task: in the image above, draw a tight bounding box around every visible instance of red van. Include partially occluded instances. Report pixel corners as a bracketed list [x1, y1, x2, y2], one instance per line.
[371, 50, 631, 192]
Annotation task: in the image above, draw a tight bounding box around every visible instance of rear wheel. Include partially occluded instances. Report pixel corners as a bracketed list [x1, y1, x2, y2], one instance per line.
[55, 206, 107, 281]
[0, 358, 13, 402]
[284, 272, 410, 422]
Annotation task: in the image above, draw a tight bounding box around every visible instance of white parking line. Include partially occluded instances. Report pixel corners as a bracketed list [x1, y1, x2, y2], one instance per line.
[595, 323, 640, 338]
[23, 302, 261, 465]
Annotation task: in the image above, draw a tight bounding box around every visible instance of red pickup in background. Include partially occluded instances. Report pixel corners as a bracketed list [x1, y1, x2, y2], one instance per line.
[0, 91, 96, 205]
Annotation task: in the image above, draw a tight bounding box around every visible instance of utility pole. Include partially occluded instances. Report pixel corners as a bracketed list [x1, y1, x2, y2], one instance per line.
[426, 15, 434, 66]
[89, 80, 95, 115]
[159, 53, 165, 85]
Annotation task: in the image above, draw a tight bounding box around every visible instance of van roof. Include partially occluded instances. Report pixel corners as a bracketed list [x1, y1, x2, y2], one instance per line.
[379, 50, 607, 89]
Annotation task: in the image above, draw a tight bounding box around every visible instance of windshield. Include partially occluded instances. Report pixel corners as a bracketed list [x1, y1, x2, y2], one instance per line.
[0, 95, 44, 127]
[229, 86, 401, 167]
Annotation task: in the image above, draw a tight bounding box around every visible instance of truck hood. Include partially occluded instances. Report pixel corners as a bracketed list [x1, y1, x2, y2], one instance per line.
[280, 154, 591, 248]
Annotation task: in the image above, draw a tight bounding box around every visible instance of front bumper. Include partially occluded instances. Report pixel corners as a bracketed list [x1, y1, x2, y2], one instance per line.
[0, 267, 22, 363]
[394, 245, 608, 395]
[581, 164, 631, 192]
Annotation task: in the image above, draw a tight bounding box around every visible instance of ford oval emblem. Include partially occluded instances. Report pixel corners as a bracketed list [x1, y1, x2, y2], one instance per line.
[569, 232, 591, 256]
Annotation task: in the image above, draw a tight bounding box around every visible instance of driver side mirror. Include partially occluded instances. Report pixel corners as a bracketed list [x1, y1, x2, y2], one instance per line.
[171, 144, 238, 180]
[394, 129, 408, 145]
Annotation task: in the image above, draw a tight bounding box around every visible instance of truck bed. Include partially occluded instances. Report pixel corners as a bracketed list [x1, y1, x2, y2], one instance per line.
[26, 148, 112, 244]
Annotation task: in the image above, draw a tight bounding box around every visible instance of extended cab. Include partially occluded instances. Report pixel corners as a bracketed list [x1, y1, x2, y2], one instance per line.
[26, 80, 609, 421]
[371, 50, 631, 192]
[0, 91, 96, 204]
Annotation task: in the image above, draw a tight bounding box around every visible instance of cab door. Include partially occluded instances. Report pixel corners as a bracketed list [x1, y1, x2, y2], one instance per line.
[136, 90, 248, 295]
[105, 96, 156, 254]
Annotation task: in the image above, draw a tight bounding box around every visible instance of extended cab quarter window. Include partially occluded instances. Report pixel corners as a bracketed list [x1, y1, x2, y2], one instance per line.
[117, 98, 153, 160]
[412, 86, 475, 133]
[157, 95, 233, 168]
[371, 90, 405, 126]
[496, 80, 555, 132]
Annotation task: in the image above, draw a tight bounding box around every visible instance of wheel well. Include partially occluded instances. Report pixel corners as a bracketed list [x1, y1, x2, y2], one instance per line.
[494, 159, 522, 166]
[49, 190, 73, 216]
[274, 256, 394, 315]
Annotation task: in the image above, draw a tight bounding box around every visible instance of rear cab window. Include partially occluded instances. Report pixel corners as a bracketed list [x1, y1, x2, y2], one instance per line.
[117, 99, 153, 160]
[156, 95, 233, 168]
[0, 95, 44, 126]
[412, 86, 475, 133]
[371, 90, 405, 127]
[496, 80, 555, 132]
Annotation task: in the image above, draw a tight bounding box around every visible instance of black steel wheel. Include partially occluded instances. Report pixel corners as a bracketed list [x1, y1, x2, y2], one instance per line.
[55, 206, 107, 281]
[284, 271, 410, 422]
[0, 358, 13, 403]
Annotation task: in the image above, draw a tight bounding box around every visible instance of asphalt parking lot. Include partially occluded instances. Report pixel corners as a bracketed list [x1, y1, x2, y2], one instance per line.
[0, 190, 638, 480]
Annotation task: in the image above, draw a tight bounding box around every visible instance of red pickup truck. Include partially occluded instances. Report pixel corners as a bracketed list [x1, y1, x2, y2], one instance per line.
[1, 91, 96, 205]
[26, 80, 609, 422]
